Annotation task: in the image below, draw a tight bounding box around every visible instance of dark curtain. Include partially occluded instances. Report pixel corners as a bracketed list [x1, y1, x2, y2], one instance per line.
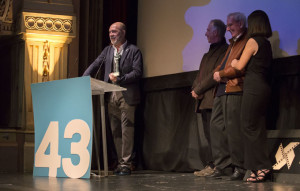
[0, 38, 12, 127]
[143, 87, 204, 171]
[268, 56, 300, 130]
[142, 72, 205, 172]
[79, 0, 104, 76]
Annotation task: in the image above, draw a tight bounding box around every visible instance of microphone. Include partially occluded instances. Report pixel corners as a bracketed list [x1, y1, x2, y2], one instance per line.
[94, 57, 106, 79]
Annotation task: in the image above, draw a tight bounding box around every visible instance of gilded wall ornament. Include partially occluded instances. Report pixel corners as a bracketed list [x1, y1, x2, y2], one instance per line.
[25, 16, 73, 33]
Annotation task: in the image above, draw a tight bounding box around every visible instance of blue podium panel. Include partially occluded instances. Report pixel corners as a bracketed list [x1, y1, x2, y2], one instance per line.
[31, 76, 93, 179]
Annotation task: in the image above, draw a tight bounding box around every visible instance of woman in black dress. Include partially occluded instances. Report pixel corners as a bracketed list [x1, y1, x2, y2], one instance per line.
[231, 10, 273, 182]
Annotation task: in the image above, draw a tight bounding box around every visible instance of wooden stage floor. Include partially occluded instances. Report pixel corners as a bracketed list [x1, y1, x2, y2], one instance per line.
[0, 171, 300, 191]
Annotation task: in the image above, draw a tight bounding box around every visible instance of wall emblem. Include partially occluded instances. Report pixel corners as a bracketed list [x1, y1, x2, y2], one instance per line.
[273, 142, 300, 170]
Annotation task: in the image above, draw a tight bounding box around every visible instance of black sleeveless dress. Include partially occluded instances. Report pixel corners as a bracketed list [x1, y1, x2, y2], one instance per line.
[241, 36, 272, 170]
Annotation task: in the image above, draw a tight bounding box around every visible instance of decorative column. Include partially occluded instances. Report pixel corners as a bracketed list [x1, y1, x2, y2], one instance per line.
[18, 12, 76, 130]
[0, 0, 78, 173]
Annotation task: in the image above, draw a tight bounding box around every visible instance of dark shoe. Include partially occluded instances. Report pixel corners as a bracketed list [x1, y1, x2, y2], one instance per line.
[116, 166, 131, 176]
[206, 168, 223, 179]
[113, 165, 122, 175]
[229, 167, 245, 181]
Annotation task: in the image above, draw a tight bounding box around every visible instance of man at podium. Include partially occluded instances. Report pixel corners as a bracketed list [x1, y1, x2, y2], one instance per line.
[83, 22, 143, 176]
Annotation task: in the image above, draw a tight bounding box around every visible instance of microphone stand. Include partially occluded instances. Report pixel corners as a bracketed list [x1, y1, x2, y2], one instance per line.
[94, 57, 106, 79]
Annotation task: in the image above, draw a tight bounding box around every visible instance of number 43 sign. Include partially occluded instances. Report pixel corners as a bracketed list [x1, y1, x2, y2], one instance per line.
[31, 77, 93, 179]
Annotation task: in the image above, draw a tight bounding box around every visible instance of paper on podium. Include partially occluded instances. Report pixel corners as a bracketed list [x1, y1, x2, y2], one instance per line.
[90, 77, 126, 95]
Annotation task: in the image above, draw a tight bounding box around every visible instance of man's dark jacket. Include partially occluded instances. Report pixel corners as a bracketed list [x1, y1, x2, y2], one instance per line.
[83, 42, 143, 105]
[192, 38, 228, 111]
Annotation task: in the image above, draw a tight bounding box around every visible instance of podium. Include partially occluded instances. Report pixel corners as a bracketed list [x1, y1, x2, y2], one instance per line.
[31, 77, 126, 178]
[32, 77, 95, 178]
[90, 78, 126, 177]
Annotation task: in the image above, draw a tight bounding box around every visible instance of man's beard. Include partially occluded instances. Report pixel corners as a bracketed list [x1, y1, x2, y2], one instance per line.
[111, 37, 120, 46]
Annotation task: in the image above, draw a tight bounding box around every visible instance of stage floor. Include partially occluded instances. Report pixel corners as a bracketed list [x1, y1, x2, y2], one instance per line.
[0, 171, 300, 191]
